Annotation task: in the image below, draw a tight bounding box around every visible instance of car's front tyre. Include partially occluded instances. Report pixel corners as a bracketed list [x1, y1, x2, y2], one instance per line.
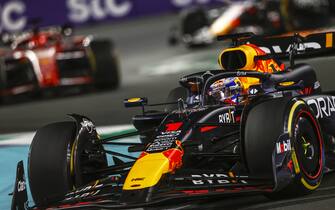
[28, 120, 107, 206]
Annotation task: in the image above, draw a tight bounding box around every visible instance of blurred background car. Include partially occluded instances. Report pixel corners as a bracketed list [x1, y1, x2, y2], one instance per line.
[168, 0, 334, 48]
[0, 20, 119, 103]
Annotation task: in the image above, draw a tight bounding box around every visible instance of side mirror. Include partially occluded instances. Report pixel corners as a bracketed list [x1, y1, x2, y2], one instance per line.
[124, 97, 148, 108]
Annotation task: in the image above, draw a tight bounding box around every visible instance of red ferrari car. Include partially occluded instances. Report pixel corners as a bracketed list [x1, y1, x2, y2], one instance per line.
[0, 25, 119, 102]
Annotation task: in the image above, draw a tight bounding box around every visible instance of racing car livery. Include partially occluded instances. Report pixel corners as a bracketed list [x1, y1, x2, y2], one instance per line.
[0, 24, 119, 103]
[11, 31, 335, 209]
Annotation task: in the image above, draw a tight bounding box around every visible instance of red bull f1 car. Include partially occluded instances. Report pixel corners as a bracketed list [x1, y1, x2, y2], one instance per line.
[11, 31, 335, 209]
[0, 24, 119, 103]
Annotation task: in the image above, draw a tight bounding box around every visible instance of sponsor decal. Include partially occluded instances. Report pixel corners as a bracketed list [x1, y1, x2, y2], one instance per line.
[191, 174, 247, 185]
[67, 0, 132, 23]
[276, 139, 291, 154]
[156, 130, 182, 139]
[65, 183, 103, 200]
[259, 42, 321, 54]
[146, 130, 181, 152]
[65, 190, 101, 200]
[171, 0, 212, 7]
[187, 107, 206, 113]
[218, 111, 235, 123]
[147, 139, 176, 152]
[236, 71, 247, 76]
[307, 96, 335, 119]
[0, 1, 26, 32]
[66, 183, 103, 196]
[0, 0, 223, 32]
[249, 88, 258, 95]
[66, 0, 222, 23]
[131, 177, 144, 181]
[17, 180, 26, 192]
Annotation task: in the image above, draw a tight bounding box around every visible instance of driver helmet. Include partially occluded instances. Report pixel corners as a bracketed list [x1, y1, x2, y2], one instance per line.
[208, 77, 243, 105]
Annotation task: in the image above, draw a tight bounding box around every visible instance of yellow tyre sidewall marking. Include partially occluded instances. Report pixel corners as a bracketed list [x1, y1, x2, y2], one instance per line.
[70, 138, 79, 189]
[291, 150, 300, 174]
[301, 177, 321, 190]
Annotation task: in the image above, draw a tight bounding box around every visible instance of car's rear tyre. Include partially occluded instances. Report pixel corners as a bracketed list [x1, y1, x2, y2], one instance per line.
[244, 99, 324, 198]
[89, 40, 120, 89]
[28, 121, 107, 206]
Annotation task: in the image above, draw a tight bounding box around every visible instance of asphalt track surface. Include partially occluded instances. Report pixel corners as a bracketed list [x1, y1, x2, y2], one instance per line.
[2, 14, 335, 209]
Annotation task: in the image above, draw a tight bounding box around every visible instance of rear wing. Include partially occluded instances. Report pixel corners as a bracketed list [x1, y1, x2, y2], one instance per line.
[218, 31, 335, 58]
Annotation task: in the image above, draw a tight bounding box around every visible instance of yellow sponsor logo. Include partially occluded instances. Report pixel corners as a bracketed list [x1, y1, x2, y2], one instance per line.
[279, 81, 295, 86]
[123, 153, 170, 190]
[127, 98, 141, 103]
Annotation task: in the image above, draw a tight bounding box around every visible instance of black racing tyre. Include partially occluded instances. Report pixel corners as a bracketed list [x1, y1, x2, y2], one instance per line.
[165, 87, 188, 112]
[28, 121, 108, 206]
[89, 40, 120, 89]
[244, 98, 290, 177]
[28, 122, 77, 206]
[244, 98, 324, 197]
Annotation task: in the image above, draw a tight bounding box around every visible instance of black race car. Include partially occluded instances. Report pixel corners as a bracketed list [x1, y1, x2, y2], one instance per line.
[0, 23, 119, 103]
[11, 32, 335, 209]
